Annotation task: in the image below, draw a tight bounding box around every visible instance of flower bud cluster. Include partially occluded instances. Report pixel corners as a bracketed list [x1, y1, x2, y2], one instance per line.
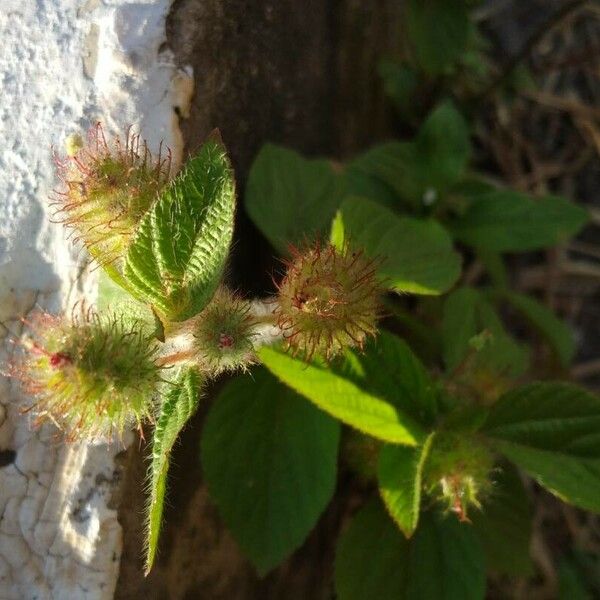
[52, 123, 171, 269]
[10, 307, 161, 442]
[275, 244, 381, 360]
[191, 287, 257, 375]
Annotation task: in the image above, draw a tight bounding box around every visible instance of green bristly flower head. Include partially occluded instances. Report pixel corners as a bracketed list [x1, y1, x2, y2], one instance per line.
[191, 287, 257, 374]
[423, 433, 494, 522]
[52, 123, 171, 274]
[275, 243, 381, 360]
[12, 307, 161, 442]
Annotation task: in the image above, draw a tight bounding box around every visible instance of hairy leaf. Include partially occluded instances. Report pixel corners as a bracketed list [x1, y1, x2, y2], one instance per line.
[378, 433, 435, 537]
[259, 345, 424, 445]
[145, 367, 203, 573]
[485, 383, 600, 512]
[201, 368, 340, 574]
[124, 137, 236, 321]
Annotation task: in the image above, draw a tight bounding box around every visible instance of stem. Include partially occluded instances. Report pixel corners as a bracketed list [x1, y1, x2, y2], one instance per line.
[155, 350, 196, 367]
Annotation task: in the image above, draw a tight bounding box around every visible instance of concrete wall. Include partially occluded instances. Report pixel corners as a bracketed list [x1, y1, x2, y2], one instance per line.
[0, 2, 191, 597]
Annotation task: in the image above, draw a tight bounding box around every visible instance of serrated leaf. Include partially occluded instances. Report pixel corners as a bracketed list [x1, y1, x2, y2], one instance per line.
[259, 345, 424, 445]
[335, 500, 410, 600]
[145, 367, 203, 574]
[502, 291, 575, 367]
[406, 0, 470, 75]
[378, 433, 435, 537]
[450, 191, 588, 252]
[335, 196, 461, 295]
[245, 144, 341, 254]
[471, 464, 533, 576]
[124, 138, 236, 321]
[484, 383, 600, 512]
[201, 368, 340, 574]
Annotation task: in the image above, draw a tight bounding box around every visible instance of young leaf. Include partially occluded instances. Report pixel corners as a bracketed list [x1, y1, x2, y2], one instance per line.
[378, 433, 435, 537]
[335, 500, 410, 600]
[335, 196, 461, 295]
[124, 137, 236, 321]
[406, 0, 470, 75]
[450, 191, 588, 252]
[406, 511, 486, 600]
[145, 367, 203, 574]
[201, 368, 340, 575]
[484, 383, 600, 512]
[502, 291, 575, 367]
[259, 345, 424, 445]
[471, 464, 533, 576]
[245, 144, 341, 254]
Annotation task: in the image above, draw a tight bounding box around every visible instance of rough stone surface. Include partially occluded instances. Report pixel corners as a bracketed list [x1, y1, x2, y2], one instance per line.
[0, 1, 190, 598]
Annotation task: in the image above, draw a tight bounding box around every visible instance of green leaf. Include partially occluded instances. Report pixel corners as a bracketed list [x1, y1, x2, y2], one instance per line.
[245, 144, 341, 254]
[336, 196, 461, 295]
[201, 368, 340, 574]
[352, 103, 470, 207]
[406, 511, 485, 600]
[471, 464, 533, 576]
[124, 137, 236, 321]
[502, 291, 575, 367]
[485, 383, 600, 512]
[335, 500, 410, 600]
[378, 433, 435, 537]
[406, 0, 470, 75]
[450, 191, 588, 252]
[378, 60, 419, 117]
[442, 287, 529, 377]
[484, 382, 600, 455]
[341, 331, 438, 426]
[259, 345, 424, 445]
[145, 367, 203, 574]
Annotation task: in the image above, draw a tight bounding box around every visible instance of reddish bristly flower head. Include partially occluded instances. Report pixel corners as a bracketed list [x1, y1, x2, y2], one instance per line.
[191, 287, 257, 375]
[8, 306, 161, 443]
[51, 123, 171, 269]
[275, 243, 382, 361]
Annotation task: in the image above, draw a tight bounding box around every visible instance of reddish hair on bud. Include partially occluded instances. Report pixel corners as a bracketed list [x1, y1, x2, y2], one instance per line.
[51, 123, 171, 270]
[8, 306, 161, 443]
[275, 242, 382, 361]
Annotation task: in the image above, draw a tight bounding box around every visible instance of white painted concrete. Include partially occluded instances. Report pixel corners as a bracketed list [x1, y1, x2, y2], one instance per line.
[0, 1, 192, 597]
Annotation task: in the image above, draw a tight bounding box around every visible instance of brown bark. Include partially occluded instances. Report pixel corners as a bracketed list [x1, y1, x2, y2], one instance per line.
[115, 2, 403, 598]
